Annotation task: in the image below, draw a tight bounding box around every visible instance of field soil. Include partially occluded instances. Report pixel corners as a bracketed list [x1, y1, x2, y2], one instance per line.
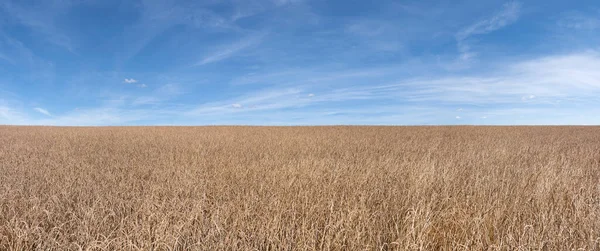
[0, 126, 599, 250]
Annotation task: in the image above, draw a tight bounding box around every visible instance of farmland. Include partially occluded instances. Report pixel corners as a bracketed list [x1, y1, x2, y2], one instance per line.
[0, 126, 598, 250]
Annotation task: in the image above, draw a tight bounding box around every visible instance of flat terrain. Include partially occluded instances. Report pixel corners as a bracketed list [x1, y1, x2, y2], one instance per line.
[0, 126, 598, 250]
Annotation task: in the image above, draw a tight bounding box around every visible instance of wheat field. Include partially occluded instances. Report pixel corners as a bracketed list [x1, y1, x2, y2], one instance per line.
[0, 126, 598, 250]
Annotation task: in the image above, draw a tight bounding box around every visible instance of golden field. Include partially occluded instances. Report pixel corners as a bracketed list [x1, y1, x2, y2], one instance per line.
[0, 126, 598, 250]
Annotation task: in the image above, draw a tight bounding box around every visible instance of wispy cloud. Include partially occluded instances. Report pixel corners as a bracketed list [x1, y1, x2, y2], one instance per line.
[119, 0, 247, 67]
[344, 19, 404, 52]
[33, 107, 51, 116]
[203, 50, 600, 116]
[1, 1, 599, 126]
[131, 96, 160, 106]
[394, 52, 599, 105]
[346, 20, 388, 37]
[3, 49, 598, 126]
[231, 0, 305, 21]
[453, 1, 522, 65]
[557, 12, 600, 30]
[155, 83, 182, 96]
[20, 97, 180, 126]
[456, 2, 521, 41]
[190, 51, 600, 119]
[0, 105, 28, 124]
[0, 52, 15, 65]
[34, 107, 161, 126]
[272, 0, 304, 6]
[131, 83, 182, 106]
[194, 33, 266, 66]
[187, 88, 302, 116]
[229, 65, 402, 86]
[0, 32, 51, 69]
[0, 0, 76, 53]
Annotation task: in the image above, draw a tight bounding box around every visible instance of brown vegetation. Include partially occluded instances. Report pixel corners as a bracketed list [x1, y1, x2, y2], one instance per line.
[0, 126, 599, 250]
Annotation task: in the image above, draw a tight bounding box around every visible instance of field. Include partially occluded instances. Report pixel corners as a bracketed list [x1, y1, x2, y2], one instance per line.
[0, 126, 598, 250]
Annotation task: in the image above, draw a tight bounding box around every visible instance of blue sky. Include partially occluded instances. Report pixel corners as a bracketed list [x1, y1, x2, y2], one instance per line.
[0, 0, 599, 125]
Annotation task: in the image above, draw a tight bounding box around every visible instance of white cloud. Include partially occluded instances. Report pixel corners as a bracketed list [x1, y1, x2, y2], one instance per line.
[34, 107, 51, 116]
[456, 116, 461, 119]
[232, 103, 243, 108]
[308, 93, 315, 97]
[124, 78, 138, 84]
[521, 94, 536, 101]
[137, 84, 147, 88]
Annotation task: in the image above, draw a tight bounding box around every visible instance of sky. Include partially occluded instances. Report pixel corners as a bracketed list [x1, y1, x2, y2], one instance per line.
[0, 0, 599, 125]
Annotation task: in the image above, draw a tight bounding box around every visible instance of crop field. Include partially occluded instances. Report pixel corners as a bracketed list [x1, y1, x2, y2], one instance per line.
[0, 126, 598, 250]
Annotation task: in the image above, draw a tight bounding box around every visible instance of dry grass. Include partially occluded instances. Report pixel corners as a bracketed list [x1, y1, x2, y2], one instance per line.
[0, 126, 598, 250]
